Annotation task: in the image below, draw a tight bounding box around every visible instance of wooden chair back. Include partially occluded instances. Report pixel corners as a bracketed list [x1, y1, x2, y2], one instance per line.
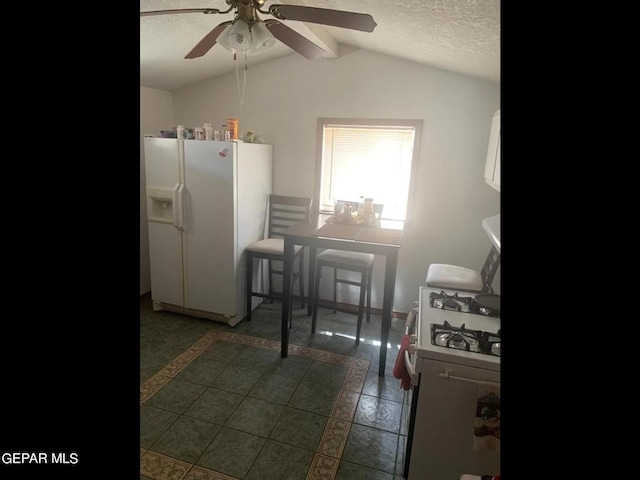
[268, 194, 313, 239]
[480, 245, 500, 291]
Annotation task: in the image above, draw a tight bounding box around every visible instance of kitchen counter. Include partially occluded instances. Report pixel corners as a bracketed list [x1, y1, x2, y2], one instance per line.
[482, 214, 500, 253]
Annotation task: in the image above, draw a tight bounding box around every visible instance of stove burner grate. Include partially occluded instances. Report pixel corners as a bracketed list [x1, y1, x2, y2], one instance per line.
[429, 291, 500, 318]
[431, 320, 500, 356]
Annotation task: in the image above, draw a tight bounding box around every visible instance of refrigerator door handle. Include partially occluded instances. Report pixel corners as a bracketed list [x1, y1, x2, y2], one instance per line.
[176, 184, 186, 231]
[171, 183, 181, 230]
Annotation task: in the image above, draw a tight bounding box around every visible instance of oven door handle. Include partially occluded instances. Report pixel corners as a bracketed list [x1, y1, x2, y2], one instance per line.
[404, 348, 419, 385]
[404, 307, 417, 335]
[439, 368, 500, 388]
[403, 307, 420, 385]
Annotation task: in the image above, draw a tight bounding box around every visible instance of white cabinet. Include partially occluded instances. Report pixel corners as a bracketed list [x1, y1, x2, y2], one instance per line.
[484, 110, 500, 192]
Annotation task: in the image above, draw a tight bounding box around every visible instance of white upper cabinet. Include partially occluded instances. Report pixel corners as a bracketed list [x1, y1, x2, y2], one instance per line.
[484, 110, 500, 192]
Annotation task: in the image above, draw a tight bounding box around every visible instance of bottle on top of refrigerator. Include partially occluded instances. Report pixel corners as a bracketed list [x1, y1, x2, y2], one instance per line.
[227, 118, 239, 140]
[203, 123, 213, 140]
[176, 125, 185, 140]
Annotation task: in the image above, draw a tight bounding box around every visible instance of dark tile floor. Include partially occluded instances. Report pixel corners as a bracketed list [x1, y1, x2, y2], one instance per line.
[140, 298, 410, 480]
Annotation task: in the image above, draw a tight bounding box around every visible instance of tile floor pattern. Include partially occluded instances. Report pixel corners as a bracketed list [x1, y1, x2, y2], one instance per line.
[140, 299, 411, 480]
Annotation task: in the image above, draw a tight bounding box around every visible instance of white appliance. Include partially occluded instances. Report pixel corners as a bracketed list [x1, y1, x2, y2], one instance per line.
[143, 137, 273, 326]
[402, 286, 501, 480]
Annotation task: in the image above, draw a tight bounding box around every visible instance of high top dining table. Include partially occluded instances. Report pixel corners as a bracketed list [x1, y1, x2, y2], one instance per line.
[281, 213, 403, 377]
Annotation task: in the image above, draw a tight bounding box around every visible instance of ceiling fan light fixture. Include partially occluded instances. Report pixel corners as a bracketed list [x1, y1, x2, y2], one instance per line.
[227, 19, 251, 51]
[216, 24, 235, 52]
[248, 21, 276, 56]
[141, 3, 377, 61]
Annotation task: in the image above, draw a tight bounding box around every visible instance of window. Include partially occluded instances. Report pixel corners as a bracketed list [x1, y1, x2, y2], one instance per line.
[315, 118, 422, 221]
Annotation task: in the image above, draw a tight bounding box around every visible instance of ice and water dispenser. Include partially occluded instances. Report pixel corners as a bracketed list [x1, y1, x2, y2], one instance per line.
[146, 186, 176, 224]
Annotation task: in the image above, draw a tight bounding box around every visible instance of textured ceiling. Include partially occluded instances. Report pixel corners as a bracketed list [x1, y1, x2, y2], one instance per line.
[140, 0, 500, 91]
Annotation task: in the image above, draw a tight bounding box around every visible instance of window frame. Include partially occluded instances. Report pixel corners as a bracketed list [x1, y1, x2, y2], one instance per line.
[313, 117, 423, 225]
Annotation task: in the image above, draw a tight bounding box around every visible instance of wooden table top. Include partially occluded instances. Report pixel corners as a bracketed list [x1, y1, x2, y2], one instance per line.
[285, 214, 404, 246]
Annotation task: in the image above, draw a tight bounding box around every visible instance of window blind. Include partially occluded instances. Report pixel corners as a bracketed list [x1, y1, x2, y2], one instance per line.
[320, 124, 416, 221]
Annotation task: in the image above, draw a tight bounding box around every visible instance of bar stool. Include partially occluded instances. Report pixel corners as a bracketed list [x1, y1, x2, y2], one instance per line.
[425, 245, 500, 293]
[311, 249, 374, 345]
[245, 194, 313, 324]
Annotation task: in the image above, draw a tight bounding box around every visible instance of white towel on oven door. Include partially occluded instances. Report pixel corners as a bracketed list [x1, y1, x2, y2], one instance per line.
[473, 384, 500, 453]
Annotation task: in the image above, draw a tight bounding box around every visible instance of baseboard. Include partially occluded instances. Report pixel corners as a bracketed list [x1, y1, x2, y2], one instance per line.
[140, 291, 151, 303]
[313, 298, 408, 320]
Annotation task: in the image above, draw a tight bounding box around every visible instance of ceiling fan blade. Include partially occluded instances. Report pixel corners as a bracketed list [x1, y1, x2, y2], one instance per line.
[185, 21, 232, 59]
[140, 8, 220, 17]
[268, 5, 377, 33]
[264, 20, 325, 60]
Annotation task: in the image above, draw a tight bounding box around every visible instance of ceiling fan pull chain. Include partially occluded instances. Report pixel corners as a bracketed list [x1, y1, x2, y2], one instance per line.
[234, 51, 243, 110]
[241, 52, 248, 110]
[235, 51, 247, 111]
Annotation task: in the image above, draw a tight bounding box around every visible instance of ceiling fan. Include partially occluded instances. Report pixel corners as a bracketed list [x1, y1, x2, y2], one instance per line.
[140, 0, 377, 60]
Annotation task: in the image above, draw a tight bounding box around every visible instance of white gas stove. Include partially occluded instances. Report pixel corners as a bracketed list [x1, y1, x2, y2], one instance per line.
[403, 286, 501, 480]
[413, 286, 501, 373]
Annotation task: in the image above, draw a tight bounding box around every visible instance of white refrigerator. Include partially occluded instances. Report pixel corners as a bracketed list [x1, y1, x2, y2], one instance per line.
[143, 137, 273, 327]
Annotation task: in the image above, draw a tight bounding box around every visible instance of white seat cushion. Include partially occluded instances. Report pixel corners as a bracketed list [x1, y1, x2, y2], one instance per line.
[425, 264, 484, 292]
[246, 238, 302, 256]
[317, 249, 374, 268]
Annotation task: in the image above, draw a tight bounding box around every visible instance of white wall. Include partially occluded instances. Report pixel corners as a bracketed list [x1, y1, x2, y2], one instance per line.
[140, 87, 174, 295]
[141, 47, 500, 311]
